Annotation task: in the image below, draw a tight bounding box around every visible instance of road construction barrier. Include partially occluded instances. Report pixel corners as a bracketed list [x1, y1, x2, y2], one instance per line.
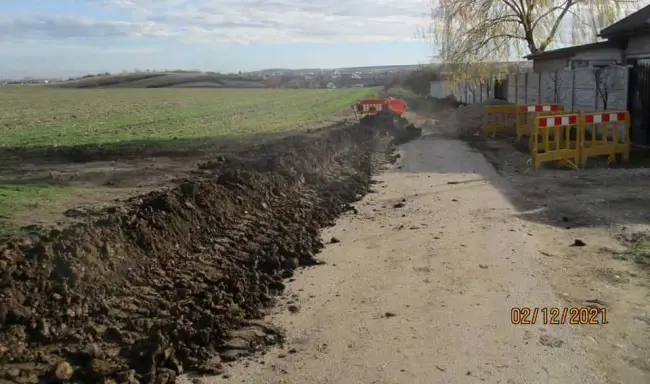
[529, 113, 581, 171]
[580, 110, 630, 166]
[355, 99, 385, 114]
[516, 104, 564, 140]
[482, 105, 517, 136]
[353, 98, 407, 117]
[529, 111, 578, 146]
[384, 98, 406, 116]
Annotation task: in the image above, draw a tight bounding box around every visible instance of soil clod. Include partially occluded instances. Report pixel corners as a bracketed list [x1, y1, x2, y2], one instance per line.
[539, 335, 564, 348]
[571, 239, 587, 247]
[53, 362, 74, 381]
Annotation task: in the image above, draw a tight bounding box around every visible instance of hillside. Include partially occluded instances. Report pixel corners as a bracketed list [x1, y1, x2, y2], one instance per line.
[248, 64, 430, 76]
[52, 71, 267, 89]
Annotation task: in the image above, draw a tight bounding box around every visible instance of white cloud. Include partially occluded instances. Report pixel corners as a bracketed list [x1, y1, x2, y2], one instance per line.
[62, 45, 161, 54]
[0, 15, 175, 41]
[1, 0, 429, 44]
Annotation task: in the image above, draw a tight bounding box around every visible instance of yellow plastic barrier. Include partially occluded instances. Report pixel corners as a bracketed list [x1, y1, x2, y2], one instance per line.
[482, 105, 517, 137]
[529, 113, 581, 171]
[580, 111, 630, 166]
[516, 104, 564, 140]
[528, 111, 577, 148]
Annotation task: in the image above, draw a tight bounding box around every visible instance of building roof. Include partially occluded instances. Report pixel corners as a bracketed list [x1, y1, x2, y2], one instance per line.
[599, 5, 650, 38]
[524, 41, 615, 61]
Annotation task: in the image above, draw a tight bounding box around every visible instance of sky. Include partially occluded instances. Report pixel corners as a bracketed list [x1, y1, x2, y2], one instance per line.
[0, 0, 434, 78]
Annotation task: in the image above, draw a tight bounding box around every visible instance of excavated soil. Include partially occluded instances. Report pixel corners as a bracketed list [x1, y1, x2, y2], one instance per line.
[0, 112, 419, 384]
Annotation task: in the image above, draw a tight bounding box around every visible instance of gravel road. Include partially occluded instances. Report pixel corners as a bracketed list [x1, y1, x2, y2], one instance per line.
[181, 133, 607, 384]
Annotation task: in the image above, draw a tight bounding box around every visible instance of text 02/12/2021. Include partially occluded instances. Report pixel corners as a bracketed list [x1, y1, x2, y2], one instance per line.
[510, 307, 607, 325]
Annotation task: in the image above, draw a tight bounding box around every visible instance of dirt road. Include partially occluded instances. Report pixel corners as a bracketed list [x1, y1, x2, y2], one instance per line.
[181, 132, 610, 383]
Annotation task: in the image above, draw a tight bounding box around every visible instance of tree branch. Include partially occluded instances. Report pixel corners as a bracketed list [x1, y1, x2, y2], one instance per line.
[539, 0, 575, 51]
[428, 0, 640, 86]
[501, 0, 525, 19]
[531, 3, 567, 31]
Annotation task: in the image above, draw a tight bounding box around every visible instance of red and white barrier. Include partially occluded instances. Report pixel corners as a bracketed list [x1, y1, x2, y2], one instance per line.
[584, 112, 627, 124]
[538, 114, 578, 127]
[519, 104, 563, 113]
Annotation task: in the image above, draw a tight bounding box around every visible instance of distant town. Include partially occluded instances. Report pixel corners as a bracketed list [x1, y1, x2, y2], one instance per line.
[0, 64, 432, 89]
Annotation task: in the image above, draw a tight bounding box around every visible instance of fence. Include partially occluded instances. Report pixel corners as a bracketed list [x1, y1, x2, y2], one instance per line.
[505, 67, 628, 112]
[429, 66, 629, 110]
[430, 66, 630, 143]
[429, 79, 496, 104]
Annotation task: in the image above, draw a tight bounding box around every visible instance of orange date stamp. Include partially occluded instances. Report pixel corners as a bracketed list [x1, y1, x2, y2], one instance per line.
[511, 307, 608, 325]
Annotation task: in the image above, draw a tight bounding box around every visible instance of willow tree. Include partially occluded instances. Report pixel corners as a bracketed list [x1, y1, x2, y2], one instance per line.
[430, 0, 640, 84]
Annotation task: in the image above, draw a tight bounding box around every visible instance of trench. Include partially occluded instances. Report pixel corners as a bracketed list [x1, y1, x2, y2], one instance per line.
[0, 112, 420, 384]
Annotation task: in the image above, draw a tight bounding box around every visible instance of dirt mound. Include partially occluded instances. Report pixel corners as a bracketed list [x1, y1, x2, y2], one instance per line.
[0, 117, 417, 383]
[419, 99, 510, 139]
[455, 99, 511, 138]
[361, 110, 422, 144]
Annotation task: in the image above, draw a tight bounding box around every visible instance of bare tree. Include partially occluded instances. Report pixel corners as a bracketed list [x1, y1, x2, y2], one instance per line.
[593, 66, 621, 110]
[466, 81, 477, 103]
[594, 67, 607, 110]
[577, 6, 638, 44]
[549, 70, 560, 103]
[430, 0, 639, 84]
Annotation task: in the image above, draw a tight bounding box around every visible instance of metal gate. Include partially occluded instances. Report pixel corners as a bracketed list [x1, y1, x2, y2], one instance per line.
[627, 58, 650, 146]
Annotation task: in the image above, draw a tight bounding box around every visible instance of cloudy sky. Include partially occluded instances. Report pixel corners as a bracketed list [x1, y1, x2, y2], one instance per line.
[0, 0, 433, 78]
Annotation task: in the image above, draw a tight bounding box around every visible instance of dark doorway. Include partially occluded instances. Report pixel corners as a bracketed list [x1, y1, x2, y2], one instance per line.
[494, 79, 507, 100]
[627, 58, 650, 146]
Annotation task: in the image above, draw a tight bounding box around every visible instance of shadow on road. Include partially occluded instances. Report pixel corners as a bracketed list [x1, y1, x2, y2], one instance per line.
[391, 114, 650, 231]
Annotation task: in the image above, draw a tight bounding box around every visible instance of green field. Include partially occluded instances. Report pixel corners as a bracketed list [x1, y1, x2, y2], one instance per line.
[0, 87, 378, 148]
[0, 86, 379, 235]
